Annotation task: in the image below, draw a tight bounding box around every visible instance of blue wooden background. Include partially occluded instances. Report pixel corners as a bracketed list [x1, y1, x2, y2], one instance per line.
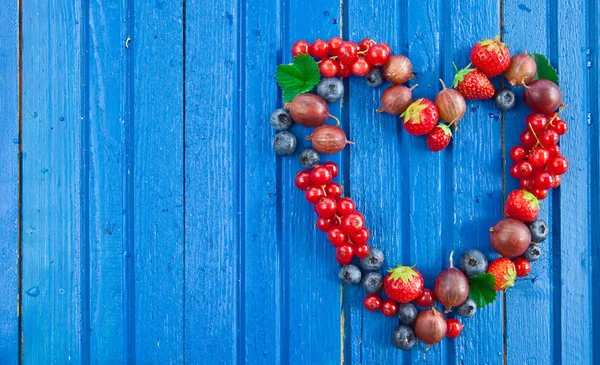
[0, 0, 599, 363]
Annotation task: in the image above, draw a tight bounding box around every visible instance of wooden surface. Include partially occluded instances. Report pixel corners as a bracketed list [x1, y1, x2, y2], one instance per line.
[1, 0, 599, 363]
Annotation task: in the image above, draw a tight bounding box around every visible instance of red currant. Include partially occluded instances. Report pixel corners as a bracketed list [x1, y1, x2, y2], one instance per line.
[533, 170, 555, 190]
[291, 40, 310, 57]
[520, 130, 537, 148]
[351, 56, 371, 76]
[359, 38, 375, 52]
[414, 288, 435, 307]
[520, 177, 534, 192]
[337, 41, 358, 64]
[321, 161, 339, 178]
[364, 294, 381, 311]
[509, 146, 527, 162]
[316, 216, 334, 232]
[539, 129, 559, 147]
[328, 37, 343, 56]
[547, 145, 560, 157]
[546, 155, 568, 175]
[328, 226, 348, 247]
[294, 170, 313, 191]
[446, 318, 464, 339]
[354, 242, 371, 259]
[324, 182, 343, 199]
[310, 39, 329, 59]
[549, 118, 568, 135]
[525, 114, 548, 133]
[531, 188, 548, 200]
[528, 147, 550, 168]
[518, 161, 533, 177]
[337, 62, 352, 78]
[340, 212, 365, 235]
[379, 43, 392, 54]
[315, 196, 337, 217]
[305, 186, 324, 203]
[513, 257, 531, 277]
[311, 166, 333, 185]
[335, 244, 354, 264]
[380, 300, 398, 317]
[336, 197, 356, 216]
[351, 228, 370, 245]
[365, 44, 390, 66]
[319, 59, 339, 78]
[553, 174, 562, 188]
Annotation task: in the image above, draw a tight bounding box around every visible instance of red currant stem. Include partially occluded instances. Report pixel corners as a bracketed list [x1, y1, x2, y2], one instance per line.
[528, 123, 545, 148]
[357, 50, 368, 56]
[548, 104, 569, 126]
[328, 114, 341, 126]
[439, 79, 447, 90]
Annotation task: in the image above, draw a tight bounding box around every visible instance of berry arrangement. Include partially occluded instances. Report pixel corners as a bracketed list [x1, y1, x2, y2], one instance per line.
[271, 36, 567, 351]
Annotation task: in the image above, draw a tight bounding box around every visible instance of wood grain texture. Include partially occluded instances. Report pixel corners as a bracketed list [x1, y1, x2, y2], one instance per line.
[0, 1, 19, 362]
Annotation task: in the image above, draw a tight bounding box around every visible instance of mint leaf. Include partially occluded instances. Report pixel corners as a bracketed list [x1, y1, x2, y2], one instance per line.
[275, 54, 320, 102]
[468, 273, 497, 308]
[530, 53, 559, 85]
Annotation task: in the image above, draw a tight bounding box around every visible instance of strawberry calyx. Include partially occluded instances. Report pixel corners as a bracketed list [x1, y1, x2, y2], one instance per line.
[387, 265, 419, 284]
[520, 189, 540, 209]
[437, 123, 453, 137]
[451, 63, 476, 88]
[500, 265, 516, 290]
[477, 36, 508, 54]
[400, 98, 428, 125]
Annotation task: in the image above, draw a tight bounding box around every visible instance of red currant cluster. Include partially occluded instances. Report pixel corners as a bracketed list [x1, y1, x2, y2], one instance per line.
[291, 38, 391, 78]
[294, 162, 372, 262]
[509, 109, 569, 200]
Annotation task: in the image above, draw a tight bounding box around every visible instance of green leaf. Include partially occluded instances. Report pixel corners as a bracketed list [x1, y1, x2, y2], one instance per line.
[468, 273, 497, 308]
[275, 54, 321, 102]
[530, 53, 559, 85]
[387, 265, 419, 284]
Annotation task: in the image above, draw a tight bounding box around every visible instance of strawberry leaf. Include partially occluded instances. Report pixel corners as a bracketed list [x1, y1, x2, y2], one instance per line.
[275, 54, 321, 102]
[388, 265, 419, 283]
[452, 63, 476, 88]
[530, 53, 559, 85]
[468, 273, 497, 308]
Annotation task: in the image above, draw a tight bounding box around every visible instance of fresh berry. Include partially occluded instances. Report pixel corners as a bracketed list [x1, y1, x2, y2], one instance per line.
[298, 148, 320, 169]
[494, 89, 516, 110]
[359, 38, 375, 52]
[384, 265, 425, 303]
[487, 258, 517, 290]
[273, 131, 297, 156]
[365, 43, 390, 66]
[309, 39, 329, 59]
[364, 294, 382, 311]
[304, 186, 324, 203]
[311, 166, 332, 185]
[459, 249, 488, 277]
[321, 161, 339, 178]
[401, 98, 439, 136]
[291, 40, 310, 57]
[316, 216, 334, 232]
[522, 244, 542, 262]
[365, 67, 384, 87]
[456, 298, 477, 317]
[513, 258, 531, 277]
[414, 288, 435, 307]
[392, 325, 417, 351]
[324, 182, 343, 198]
[532, 170, 554, 190]
[351, 57, 371, 76]
[553, 174, 562, 188]
[328, 37, 343, 55]
[328, 226, 348, 247]
[549, 117, 568, 135]
[337, 62, 352, 78]
[520, 177, 534, 191]
[452, 64, 495, 100]
[337, 41, 358, 64]
[546, 155, 568, 175]
[531, 188, 548, 200]
[547, 145, 561, 157]
[319, 59, 339, 78]
[526, 114, 548, 133]
[336, 197, 356, 216]
[341, 213, 365, 235]
[352, 228, 370, 245]
[539, 129, 559, 147]
[397, 303, 418, 325]
[379, 43, 392, 54]
[336, 244, 354, 264]
[380, 300, 398, 317]
[528, 147, 550, 168]
[510, 146, 527, 162]
[316, 77, 344, 103]
[426, 124, 452, 152]
[360, 247, 384, 271]
[315, 196, 337, 217]
[354, 242, 371, 259]
[505, 189, 540, 222]
[338, 264, 362, 284]
[526, 219, 548, 243]
[520, 130, 537, 148]
[469, 37, 511, 77]
[361, 271, 383, 293]
[294, 170, 312, 191]
[270, 108, 294, 131]
[511, 161, 532, 178]
[446, 318, 464, 339]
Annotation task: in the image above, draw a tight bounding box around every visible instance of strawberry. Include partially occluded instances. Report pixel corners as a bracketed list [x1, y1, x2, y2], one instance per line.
[469, 37, 511, 77]
[384, 265, 424, 303]
[452, 64, 495, 100]
[400, 98, 439, 136]
[426, 124, 452, 152]
[487, 258, 516, 290]
[505, 189, 540, 222]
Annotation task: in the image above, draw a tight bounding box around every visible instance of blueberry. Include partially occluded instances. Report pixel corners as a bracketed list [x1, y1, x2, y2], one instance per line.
[316, 78, 344, 103]
[361, 272, 383, 293]
[456, 298, 477, 318]
[494, 89, 516, 111]
[365, 68, 384, 88]
[273, 131, 296, 156]
[522, 244, 542, 262]
[392, 325, 417, 351]
[459, 249, 488, 277]
[360, 248, 384, 271]
[298, 148, 320, 169]
[270, 108, 294, 130]
[338, 264, 362, 285]
[397, 303, 417, 325]
[526, 219, 548, 243]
